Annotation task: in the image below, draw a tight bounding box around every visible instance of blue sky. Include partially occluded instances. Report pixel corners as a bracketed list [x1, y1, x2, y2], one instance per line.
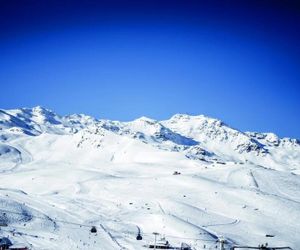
[0, 0, 299, 138]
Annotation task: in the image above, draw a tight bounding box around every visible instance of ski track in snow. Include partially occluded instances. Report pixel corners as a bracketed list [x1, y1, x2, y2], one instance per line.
[0, 107, 299, 249]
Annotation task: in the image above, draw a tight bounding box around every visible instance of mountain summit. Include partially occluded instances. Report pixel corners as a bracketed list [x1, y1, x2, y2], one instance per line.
[1, 106, 299, 171]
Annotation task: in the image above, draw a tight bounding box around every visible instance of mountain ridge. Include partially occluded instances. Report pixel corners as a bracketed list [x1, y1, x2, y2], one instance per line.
[2, 106, 298, 141]
[1, 106, 300, 172]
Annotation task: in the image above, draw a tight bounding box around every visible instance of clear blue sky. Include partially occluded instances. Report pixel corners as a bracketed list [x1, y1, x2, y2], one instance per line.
[0, 0, 299, 138]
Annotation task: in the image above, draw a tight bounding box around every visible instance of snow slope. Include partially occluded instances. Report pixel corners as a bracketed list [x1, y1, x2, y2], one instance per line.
[0, 107, 299, 249]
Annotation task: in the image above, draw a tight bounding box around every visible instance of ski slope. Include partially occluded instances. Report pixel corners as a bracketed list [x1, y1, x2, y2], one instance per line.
[0, 107, 299, 249]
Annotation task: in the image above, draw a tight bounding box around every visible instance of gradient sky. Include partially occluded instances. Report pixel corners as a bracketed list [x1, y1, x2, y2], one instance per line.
[0, 0, 299, 138]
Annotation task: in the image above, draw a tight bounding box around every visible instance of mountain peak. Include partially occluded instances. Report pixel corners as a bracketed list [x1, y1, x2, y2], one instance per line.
[170, 113, 199, 120]
[170, 113, 219, 121]
[168, 113, 224, 128]
[32, 105, 48, 111]
[134, 116, 157, 123]
[22, 105, 54, 114]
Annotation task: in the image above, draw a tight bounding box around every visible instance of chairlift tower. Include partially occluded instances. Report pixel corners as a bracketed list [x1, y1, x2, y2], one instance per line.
[218, 236, 226, 250]
[153, 232, 159, 250]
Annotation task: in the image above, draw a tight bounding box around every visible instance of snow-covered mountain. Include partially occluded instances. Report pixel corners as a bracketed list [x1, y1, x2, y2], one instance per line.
[0, 106, 299, 249]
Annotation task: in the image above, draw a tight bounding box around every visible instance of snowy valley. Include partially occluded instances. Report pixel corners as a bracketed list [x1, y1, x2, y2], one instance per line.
[0, 106, 300, 249]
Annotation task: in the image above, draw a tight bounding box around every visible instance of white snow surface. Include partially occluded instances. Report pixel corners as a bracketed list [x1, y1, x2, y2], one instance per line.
[0, 107, 299, 249]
